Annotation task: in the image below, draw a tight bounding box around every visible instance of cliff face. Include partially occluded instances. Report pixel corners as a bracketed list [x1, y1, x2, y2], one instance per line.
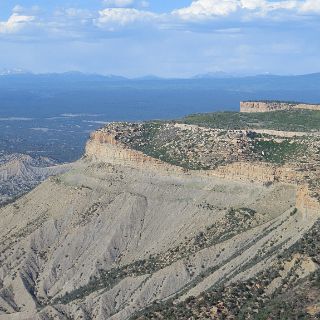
[86, 129, 319, 215]
[295, 104, 320, 111]
[85, 130, 183, 172]
[207, 162, 319, 213]
[240, 101, 320, 113]
[296, 185, 320, 213]
[207, 162, 276, 183]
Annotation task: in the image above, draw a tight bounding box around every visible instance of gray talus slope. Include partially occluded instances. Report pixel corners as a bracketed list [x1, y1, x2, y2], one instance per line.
[0, 155, 317, 320]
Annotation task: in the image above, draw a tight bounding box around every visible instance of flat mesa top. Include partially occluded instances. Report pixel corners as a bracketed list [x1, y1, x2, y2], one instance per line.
[240, 100, 320, 113]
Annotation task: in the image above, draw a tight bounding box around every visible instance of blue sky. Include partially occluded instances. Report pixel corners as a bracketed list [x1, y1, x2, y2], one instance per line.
[0, 0, 320, 77]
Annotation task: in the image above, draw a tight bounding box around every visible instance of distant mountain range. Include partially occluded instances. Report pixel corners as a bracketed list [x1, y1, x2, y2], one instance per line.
[1, 69, 320, 80]
[0, 70, 319, 120]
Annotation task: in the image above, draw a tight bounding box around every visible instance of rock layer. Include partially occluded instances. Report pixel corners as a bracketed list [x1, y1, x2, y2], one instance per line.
[87, 128, 320, 215]
[240, 101, 320, 113]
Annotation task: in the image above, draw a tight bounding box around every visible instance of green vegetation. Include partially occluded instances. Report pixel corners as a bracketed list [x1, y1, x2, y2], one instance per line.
[52, 257, 160, 305]
[129, 122, 214, 170]
[130, 123, 188, 167]
[182, 109, 320, 132]
[251, 140, 307, 164]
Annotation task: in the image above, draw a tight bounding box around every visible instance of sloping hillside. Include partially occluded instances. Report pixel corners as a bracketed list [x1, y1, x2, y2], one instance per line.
[0, 117, 319, 320]
[0, 157, 315, 320]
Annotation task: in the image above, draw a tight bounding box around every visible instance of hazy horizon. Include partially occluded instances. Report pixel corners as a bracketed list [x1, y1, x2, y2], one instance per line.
[1, 69, 320, 79]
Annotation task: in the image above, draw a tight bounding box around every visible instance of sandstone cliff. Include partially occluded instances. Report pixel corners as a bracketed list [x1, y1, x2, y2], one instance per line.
[85, 131, 182, 172]
[240, 101, 320, 113]
[86, 128, 319, 215]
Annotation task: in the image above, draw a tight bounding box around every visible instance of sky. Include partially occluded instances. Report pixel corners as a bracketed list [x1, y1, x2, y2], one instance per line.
[0, 0, 320, 77]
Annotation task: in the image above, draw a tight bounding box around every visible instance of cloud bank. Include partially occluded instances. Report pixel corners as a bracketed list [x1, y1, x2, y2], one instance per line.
[0, 1, 319, 76]
[1, 0, 320, 37]
[0, 13, 34, 34]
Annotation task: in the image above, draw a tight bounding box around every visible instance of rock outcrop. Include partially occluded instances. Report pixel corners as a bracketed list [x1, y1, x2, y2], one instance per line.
[240, 101, 320, 113]
[296, 185, 320, 213]
[86, 127, 319, 216]
[85, 131, 181, 172]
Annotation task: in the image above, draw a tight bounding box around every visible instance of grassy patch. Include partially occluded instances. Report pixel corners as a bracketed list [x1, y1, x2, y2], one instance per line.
[182, 110, 320, 132]
[251, 140, 307, 164]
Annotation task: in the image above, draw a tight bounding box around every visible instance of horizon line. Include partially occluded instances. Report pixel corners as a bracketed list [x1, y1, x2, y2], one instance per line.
[1, 70, 320, 80]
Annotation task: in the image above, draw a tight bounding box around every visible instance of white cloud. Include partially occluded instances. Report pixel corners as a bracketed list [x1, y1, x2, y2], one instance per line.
[239, 0, 299, 19]
[173, 0, 239, 20]
[95, 8, 156, 29]
[172, 0, 320, 21]
[103, 0, 135, 8]
[1, 0, 320, 40]
[0, 13, 35, 34]
[95, 0, 320, 31]
[299, 0, 320, 13]
[240, 0, 320, 15]
[271, 1, 298, 10]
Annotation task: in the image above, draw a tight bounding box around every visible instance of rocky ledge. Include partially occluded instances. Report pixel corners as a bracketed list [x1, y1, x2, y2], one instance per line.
[240, 100, 320, 113]
[85, 122, 320, 215]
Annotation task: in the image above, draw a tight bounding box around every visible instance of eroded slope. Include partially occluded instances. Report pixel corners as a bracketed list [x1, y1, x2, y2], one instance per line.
[0, 120, 319, 320]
